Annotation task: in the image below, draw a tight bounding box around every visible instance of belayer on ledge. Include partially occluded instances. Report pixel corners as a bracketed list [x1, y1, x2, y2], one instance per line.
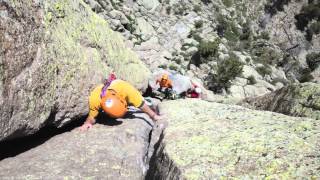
[80, 73, 164, 131]
[155, 73, 174, 100]
[149, 72, 203, 100]
[155, 73, 177, 100]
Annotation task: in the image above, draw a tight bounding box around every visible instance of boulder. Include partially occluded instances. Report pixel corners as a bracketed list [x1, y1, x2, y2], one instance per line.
[242, 65, 263, 80]
[172, 21, 191, 39]
[311, 67, 320, 83]
[240, 83, 320, 120]
[229, 85, 246, 99]
[137, 0, 160, 11]
[136, 17, 156, 41]
[0, 113, 156, 179]
[270, 66, 287, 81]
[229, 78, 273, 100]
[243, 84, 271, 98]
[0, 0, 150, 141]
[233, 51, 250, 64]
[182, 38, 199, 47]
[148, 99, 320, 179]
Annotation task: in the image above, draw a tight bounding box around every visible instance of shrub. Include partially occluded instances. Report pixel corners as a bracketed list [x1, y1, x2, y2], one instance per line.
[166, 6, 172, 14]
[188, 30, 202, 42]
[306, 52, 320, 70]
[194, 20, 203, 29]
[265, 0, 291, 16]
[260, 31, 270, 40]
[299, 73, 314, 83]
[252, 45, 282, 66]
[299, 68, 314, 82]
[201, 0, 212, 5]
[173, 57, 182, 64]
[198, 39, 220, 58]
[124, 15, 136, 33]
[256, 65, 272, 77]
[216, 15, 240, 42]
[158, 64, 167, 69]
[277, 53, 293, 67]
[169, 64, 178, 71]
[222, 0, 233, 8]
[294, 2, 320, 40]
[174, 4, 188, 15]
[310, 21, 320, 34]
[193, 34, 202, 42]
[305, 21, 320, 40]
[225, 21, 240, 42]
[206, 55, 244, 92]
[247, 75, 257, 85]
[193, 5, 201, 12]
[190, 52, 202, 67]
[240, 22, 252, 40]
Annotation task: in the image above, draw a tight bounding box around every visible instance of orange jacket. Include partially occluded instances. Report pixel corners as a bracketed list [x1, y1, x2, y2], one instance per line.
[156, 78, 173, 88]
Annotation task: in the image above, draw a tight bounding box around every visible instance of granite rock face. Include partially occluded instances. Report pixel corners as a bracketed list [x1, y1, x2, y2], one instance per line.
[0, 113, 156, 179]
[0, 0, 150, 141]
[265, 0, 320, 57]
[83, 0, 294, 99]
[240, 83, 320, 120]
[148, 99, 320, 179]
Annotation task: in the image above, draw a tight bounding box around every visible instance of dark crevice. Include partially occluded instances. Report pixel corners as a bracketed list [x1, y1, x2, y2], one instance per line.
[0, 116, 85, 161]
[144, 128, 154, 167]
[0, 110, 141, 161]
[145, 130, 181, 180]
[145, 130, 165, 180]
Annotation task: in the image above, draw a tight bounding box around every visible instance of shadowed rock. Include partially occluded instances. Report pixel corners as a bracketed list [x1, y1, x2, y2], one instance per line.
[0, 0, 150, 141]
[240, 83, 320, 120]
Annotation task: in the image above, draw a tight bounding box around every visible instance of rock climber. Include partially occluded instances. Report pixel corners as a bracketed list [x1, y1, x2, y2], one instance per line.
[80, 73, 164, 131]
[155, 74, 174, 99]
[186, 81, 202, 98]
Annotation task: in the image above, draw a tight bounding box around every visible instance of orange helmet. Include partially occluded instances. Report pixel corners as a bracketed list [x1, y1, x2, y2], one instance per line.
[161, 74, 169, 80]
[100, 91, 127, 118]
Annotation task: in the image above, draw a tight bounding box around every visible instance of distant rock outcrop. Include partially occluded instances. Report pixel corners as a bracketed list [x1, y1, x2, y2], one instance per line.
[148, 99, 320, 179]
[0, 0, 150, 141]
[240, 83, 320, 120]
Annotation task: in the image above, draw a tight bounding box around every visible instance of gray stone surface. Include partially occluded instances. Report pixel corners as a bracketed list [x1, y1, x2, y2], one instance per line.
[149, 99, 320, 179]
[241, 83, 320, 120]
[0, 113, 155, 179]
[0, 0, 150, 141]
[83, 0, 319, 92]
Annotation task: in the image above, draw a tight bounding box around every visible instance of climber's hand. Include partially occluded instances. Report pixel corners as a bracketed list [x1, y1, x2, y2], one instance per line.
[79, 122, 93, 131]
[155, 119, 168, 129]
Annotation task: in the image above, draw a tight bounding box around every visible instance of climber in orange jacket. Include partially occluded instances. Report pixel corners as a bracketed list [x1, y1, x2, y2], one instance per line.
[80, 74, 164, 131]
[156, 74, 173, 90]
[155, 74, 174, 99]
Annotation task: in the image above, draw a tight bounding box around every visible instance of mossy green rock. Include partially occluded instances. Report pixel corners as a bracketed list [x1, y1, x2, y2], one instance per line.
[152, 99, 320, 179]
[241, 83, 320, 120]
[0, 0, 150, 141]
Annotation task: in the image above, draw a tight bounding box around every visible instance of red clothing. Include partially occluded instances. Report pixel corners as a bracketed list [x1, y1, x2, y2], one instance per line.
[187, 84, 200, 98]
[189, 90, 200, 98]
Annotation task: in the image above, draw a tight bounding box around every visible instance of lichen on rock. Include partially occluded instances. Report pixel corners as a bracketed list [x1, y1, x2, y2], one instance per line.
[152, 99, 320, 179]
[0, 0, 150, 141]
[240, 82, 320, 120]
